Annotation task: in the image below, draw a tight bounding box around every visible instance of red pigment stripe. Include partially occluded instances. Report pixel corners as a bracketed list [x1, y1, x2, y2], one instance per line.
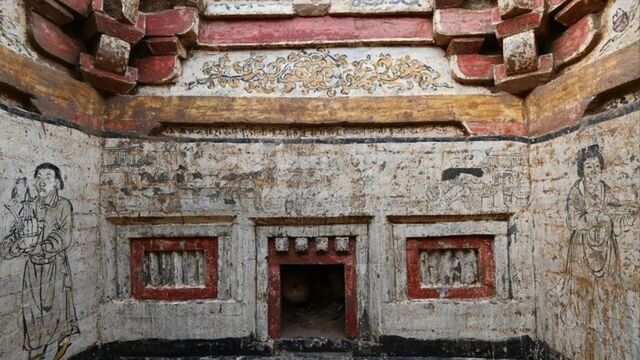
[198, 17, 434, 48]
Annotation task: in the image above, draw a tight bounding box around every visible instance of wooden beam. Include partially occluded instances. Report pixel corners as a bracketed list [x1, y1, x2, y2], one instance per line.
[198, 17, 434, 49]
[0, 45, 104, 128]
[526, 40, 640, 135]
[102, 94, 525, 135]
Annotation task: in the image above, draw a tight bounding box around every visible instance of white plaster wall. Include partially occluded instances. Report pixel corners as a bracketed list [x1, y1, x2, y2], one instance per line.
[0, 108, 102, 359]
[100, 137, 535, 341]
[530, 112, 640, 359]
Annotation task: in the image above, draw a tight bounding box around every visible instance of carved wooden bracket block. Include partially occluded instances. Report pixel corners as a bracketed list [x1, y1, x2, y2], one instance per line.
[450, 54, 503, 85]
[492, 0, 545, 41]
[445, 37, 485, 57]
[503, 30, 538, 75]
[554, 0, 605, 27]
[83, 11, 146, 44]
[145, 8, 199, 46]
[551, 14, 599, 69]
[494, 53, 553, 94]
[79, 52, 138, 93]
[58, 0, 91, 17]
[497, 0, 534, 19]
[135, 55, 182, 85]
[95, 34, 131, 74]
[29, 12, 85, 65]
[27, 0, 75, 26]
[433, 8, 495, 45]
[103, 0, 140, 25]
[145, 36, 187, 59]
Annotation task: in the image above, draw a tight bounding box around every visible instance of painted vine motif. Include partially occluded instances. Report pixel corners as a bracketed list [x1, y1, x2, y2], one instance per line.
[187, 49, 451, 96]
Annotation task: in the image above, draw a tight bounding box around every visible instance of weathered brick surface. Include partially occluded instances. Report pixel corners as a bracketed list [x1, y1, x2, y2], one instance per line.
[103, 0, 140, 25]
[494, 53, 553, 94]
[503, 30, 538, 75]
[497, 0, 534, 19]
[95, 34, 131, 75]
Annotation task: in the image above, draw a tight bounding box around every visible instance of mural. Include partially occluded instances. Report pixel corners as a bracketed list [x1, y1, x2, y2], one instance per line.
[0, 1, 36, 58]
[428, 151, 530, 211]
[187, 48, 451, 96]
[552, 144, 638, 356]
[596, 0, 640, 56]
[1, 163, 79, 360]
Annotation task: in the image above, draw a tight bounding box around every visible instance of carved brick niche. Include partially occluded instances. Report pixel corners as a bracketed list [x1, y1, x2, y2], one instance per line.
[391, 220, 510, 301]
[110, 222, 238, 302]
[406, 235, 495, 299]
[255, 223, 369, 341]
[130, 237, 218, 300]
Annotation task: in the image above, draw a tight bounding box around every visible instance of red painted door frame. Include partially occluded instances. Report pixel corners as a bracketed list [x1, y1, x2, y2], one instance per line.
[267, 237, 357, 339]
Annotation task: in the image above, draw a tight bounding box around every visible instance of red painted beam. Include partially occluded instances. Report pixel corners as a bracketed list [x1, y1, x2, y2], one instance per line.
[198, 17, 434, 49]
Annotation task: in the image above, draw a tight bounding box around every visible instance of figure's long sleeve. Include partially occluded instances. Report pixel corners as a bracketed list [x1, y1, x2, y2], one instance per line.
[0, 229, 23, 259]
[566, 183, 594, 231]
[41, 200, 73, 256]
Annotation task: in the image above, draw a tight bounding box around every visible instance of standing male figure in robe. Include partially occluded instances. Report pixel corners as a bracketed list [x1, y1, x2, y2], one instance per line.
[1, 163, 79, 360]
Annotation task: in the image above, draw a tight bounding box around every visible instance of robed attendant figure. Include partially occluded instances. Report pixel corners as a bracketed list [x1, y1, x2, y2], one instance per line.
[1, 163, 79, 360]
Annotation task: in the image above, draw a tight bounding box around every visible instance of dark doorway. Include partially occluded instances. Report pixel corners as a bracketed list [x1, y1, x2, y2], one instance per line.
[280, 265, 346, 338]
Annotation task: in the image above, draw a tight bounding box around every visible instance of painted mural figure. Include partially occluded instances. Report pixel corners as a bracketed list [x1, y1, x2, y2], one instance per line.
[1, 163, 79, 360]
[557, 145, 638, 330]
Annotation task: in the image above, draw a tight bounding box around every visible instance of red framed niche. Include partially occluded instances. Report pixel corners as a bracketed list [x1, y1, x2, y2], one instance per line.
[406, 235, 495, 300]
[267, 236, 357, 339]
[130, 237, 218, 301]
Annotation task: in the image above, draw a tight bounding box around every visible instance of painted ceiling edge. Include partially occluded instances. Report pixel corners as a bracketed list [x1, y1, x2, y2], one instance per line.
[23, 0, 609, 96]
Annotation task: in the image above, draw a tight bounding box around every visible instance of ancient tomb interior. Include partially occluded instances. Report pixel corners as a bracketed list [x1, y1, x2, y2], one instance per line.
[0, 0, 639, 359]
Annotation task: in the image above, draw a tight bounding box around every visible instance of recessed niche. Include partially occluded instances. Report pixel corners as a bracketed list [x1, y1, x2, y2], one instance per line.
[280, 264, 346, 339]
